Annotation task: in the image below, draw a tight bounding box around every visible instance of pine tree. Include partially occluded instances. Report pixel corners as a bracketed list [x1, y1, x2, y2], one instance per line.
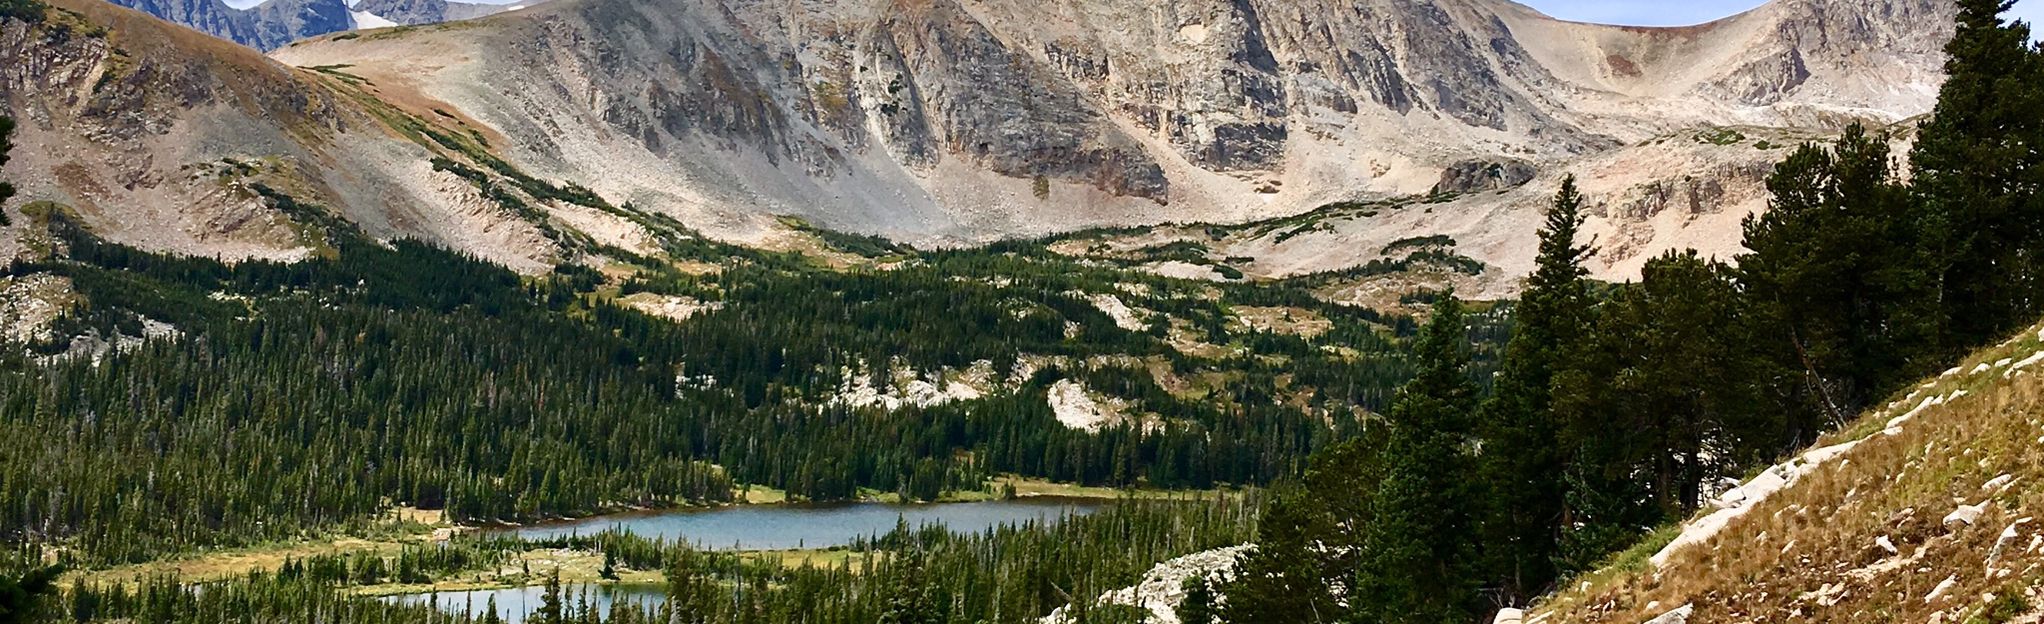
[1910, 0, 2044, 349]
[1351, 294, 1479, 624]
[1741, 124, 1928, 431]
[1477, 175, 1591, 600]
[1623, 252, 1766, 514]
[1219, 485, 1346, 624]
[600, 550, 618, 581]
[537, 570, 566, 624]
[878, 551, 939, 624]
[479, 596, 506, 624]
[1177, 577, 1216, 624]
[0, 565, 62, 624]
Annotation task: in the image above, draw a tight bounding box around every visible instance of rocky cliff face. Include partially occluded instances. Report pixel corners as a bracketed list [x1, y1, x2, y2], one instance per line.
[3, 0, 1960, 283]
[100, 0, 540, 50]
[102, 0, 351, 49]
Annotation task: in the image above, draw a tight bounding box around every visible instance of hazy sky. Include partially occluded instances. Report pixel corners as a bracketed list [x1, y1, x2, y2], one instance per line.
[1519, 0, 2044, 29]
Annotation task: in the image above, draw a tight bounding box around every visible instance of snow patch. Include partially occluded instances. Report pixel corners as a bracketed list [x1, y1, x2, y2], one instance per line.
[350, 10, 399, 29]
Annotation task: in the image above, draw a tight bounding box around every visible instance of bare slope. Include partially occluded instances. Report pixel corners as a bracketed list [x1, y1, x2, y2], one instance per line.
[268, 0, 1953, 281]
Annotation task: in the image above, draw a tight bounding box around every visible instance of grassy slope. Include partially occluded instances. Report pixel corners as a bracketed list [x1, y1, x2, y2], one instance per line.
[1535, 321, 2044, 623]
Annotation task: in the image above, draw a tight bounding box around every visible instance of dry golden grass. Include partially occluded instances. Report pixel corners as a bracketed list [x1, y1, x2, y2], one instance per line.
[989, 475, 1234, 501]
[1536, 323, 2044, 623]
[739, 549, 886, 573]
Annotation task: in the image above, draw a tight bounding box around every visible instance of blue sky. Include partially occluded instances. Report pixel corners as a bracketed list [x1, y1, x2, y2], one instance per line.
[1520, 0, 2044, 29]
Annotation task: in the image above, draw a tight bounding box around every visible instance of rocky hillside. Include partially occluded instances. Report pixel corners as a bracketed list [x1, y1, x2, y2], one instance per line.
[264, 0, 1954, 281]
[106, 0, 349, 49]
[0, 0, 1958, 285]
[1523, 321, 2044, 623]
[100, 0, 538, 50]
[0, 0, 587, 271]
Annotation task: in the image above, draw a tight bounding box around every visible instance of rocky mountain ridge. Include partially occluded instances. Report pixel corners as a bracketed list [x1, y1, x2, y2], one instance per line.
[100, 0, 536, 49]
[267, 0, 1956, 281]
[0, 0, 1959, 286]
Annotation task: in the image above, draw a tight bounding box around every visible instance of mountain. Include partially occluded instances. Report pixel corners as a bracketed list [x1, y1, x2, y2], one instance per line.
[1, 0, 1955, 286]
[0, 0, 562, 272]
[97, 0, 537, 49]
[101, 0, 351, 49]
[349, 0, 536, 26]
[263, 0, 1954, 283]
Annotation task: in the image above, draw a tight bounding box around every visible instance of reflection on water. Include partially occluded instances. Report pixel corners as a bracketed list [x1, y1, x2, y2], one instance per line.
[492, 497, 1109, 550]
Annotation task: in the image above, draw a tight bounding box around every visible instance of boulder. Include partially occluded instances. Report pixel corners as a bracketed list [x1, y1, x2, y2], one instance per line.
[1943, 504, 1985, 529]
[1642, 604, 1693, 624]
[1431, 159, 1537, 195]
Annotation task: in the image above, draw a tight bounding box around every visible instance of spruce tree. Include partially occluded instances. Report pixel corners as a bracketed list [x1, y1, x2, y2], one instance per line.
[1177, 577, 1216, 624]
[537, 570, 566, 624]
[1477, 175, 1591, 599]
[0, 565, 61, 624]
[878, 550, 938, 624]
[1351, 294, 1479, 624]
[1910, 0, 2044, 349]
[1219, 485, 1347, 624]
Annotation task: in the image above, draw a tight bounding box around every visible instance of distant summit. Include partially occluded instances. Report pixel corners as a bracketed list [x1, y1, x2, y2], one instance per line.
[104, 0, 542, 49]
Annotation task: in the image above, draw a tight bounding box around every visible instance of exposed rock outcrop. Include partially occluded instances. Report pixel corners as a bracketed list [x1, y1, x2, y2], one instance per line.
[1431, 158, 1537, 195]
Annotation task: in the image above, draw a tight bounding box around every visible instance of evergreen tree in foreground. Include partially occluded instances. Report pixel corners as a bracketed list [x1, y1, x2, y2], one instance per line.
[1221, 404, 1394, 623]
[1178, 576, 1216, 624]
[1740, 124, 1928, 430]
[1911, 0, 2044, 350]
[1476, 175, 1592, 600]
[1351, 294, 1480, 624]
